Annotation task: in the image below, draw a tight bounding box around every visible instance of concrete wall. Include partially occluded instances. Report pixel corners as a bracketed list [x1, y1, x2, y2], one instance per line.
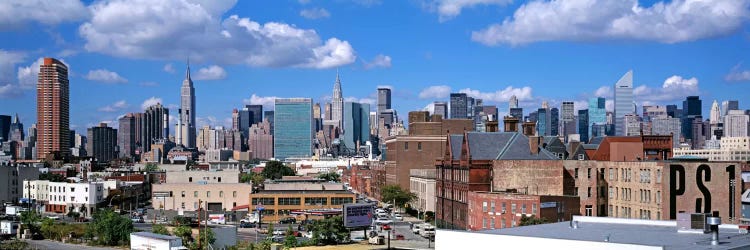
[151, 183, 252, 212]
[165, 170, 239, 184]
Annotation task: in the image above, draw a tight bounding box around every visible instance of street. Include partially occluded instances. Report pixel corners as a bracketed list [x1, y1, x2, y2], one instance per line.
[22, 240, 118, 250]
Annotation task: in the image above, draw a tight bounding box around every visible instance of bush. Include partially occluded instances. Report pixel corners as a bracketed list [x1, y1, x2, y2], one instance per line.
[85, 209, 134, 246]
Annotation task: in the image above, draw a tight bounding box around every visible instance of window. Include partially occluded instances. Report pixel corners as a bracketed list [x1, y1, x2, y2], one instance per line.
[587, 168, 592, 179]
[491, 201, 495, 213]
[482, 201, 488, 212]
[219, 191, 224, 198]
[194, 191, 198, 197]
[656, 169, 662, 183]
[278, 198, 301, 205]
[418, 142, 422, 151]
[194, 202, 198, 209]
[490, 218, 495, 229]
[71, 187, 75, 192]
[207, 191, 211, 198]
[305, 197, 328, 205]
[511, 203, 516, 214]
[181, 202, 185, 209]
[501, 202, 507, 213]
[501, 218, 506, 228]
[233, 191, 237, 198]
[252, 198, 275, 205]
[189, 177, 193, 182]
[181, 191, 185, 198]
[522, 204, 527, 214]
[532, 203, 537, 215]
[482, 218, 487, 229]
[574, 168, 579, 178]
[587, 187, 592, 198]
[404, 142, 409, 150]
[331, 197, 353, 205]
[585, 205, 593, 216]
[218, 177, 222, 183]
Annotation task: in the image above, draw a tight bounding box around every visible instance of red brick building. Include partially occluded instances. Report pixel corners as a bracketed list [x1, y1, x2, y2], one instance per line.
[585, 135, 672, 161]
[342, 162, 386, 200]
[36, 58, 70, 159]
[466, 191, 580, 231]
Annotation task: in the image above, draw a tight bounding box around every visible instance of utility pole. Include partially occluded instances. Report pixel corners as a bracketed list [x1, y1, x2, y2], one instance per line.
[198, 199, 202, 250]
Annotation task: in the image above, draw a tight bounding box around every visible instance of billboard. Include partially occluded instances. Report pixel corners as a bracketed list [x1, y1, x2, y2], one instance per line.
[343, 203, 373, 228]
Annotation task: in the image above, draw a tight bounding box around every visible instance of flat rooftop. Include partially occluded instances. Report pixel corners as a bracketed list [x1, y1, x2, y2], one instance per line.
[477, 216, 750, 249]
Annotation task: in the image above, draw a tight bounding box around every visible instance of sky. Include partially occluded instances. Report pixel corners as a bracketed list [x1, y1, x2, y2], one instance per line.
[1, 0, 750, 134]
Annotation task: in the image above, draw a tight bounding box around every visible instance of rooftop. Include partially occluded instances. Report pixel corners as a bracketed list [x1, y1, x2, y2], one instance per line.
[475, 216, 750, 249]
[131, 232, 180, 241]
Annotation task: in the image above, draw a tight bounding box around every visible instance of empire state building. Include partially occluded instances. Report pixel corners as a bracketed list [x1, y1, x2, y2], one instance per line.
[176, 62, 196, 148]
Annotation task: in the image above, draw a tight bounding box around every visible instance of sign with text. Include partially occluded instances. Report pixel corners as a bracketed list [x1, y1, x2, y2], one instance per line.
[667, 163, 741, 223]
[343, 203, 374, 228]
[540, 202, 557, 209]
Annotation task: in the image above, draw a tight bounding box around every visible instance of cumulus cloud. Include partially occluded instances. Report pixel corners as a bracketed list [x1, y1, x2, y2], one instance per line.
[344, 97, 377, 106]
[471, 0, 750, 46]
[17, 57, 44, 89]
[163, 63, 176, 73]
[243, 94, 277, 110]
[79, 0, 356, 69]
[594, 86, 613, 98]
[193, 65, 227, 80]
[0, 84, 23, 98]
[424, 0, 513, 22]
[634, 75, 699, 103]
[141, 96, 163, 110]
[363, 54, 392, 69]
[419, 85, 451, 99]
[300, 7, 330, 19]
[0, 50, 26, 83]
[725, 63, 750, 82]
[85, 69, 128, 84]
[459, 86, 534, 102]
[0, 0, 88, 30]
[98, 100, 128, 112]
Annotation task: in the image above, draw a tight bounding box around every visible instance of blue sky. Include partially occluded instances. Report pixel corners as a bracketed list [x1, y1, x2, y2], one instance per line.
[1, 0, 750, 134]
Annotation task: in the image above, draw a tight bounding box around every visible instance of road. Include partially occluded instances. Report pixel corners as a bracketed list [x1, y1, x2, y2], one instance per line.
[22, 240, 119, 250]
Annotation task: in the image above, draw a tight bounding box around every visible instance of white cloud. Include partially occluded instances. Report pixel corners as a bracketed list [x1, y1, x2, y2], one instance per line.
[300, 8, 330, 19]
[243, 94, 277, 110]
[363, 54, 392, 69]
[98, 100, 128, 112]
[0, 84, 23, 98]
[376, 85, 393, 89]
[725, 63, 750, 82]
[471, 0, 750, 46]
[459, 86, 534, 102]
[193, 65, 227, 80]
[17, 57, 44, 89]
[594, 86, 613, 98]
[79, 0, 356, 69]
[423, 103, 435, 114]
[419, 85, 451, 99]
[605, 99, 614, 112]
[344, 97, 377, 106]
[424, 0, 513, 22]
[634, 75, 699, 103]
[85, 69, 128, 84]
[141, 96, 163, 110]
[0, 0, 88, 30]
[163, 63, 175, 73]
[0, 50, 26, 83]
[197, 116, 219, 128]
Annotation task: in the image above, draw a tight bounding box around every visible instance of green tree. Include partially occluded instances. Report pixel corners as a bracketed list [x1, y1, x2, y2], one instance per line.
[519, 215, 548, 226]
[261, 161, 295, 180]
[19, 211, 41, 234]
[152, 224, 170, 235]
[85, 209, 134, 246]
[144, 163, 159, 172]
[189, 228, 216, 250]
[241, 172, 265, 186]
[38, 172, 66, 182]
[380, 185, 417, 211]
[284, 225, 297, 248]
[308, 216, 349, 245]
[173, 225, 193, 244]
[266, 223, 274, 239]
[317, 172, 340, 182]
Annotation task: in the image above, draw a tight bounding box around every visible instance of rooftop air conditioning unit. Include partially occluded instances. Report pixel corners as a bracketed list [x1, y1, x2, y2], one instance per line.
[676, 212, 710, 233]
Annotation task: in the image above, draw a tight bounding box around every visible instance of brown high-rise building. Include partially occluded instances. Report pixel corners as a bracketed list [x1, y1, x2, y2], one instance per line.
[36, 58, 70, 159]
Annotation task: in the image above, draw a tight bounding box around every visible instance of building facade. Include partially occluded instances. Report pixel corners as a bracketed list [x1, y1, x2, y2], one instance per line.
[0, 163, 39, 205]
[177, 63, 196, 148]
[118, 113, 137, 158]
[87, 123, 118, 163]
[249, 181, 356, 222]
[151, 183, 251, 213]
[23, 180, 104, 217]
[614, 70, 633, 136]
[274, 98, 313, 160]
[248, 120, 273, 159]
[450, 93, 468, 119]
[410, 169, 436, 214]
[36, 58, 70, 159]
[342, 102, 370, 152]
[467, 192, 580, 231]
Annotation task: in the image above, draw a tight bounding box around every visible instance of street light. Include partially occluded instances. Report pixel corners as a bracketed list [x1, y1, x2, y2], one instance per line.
[109, 194, 122, 209]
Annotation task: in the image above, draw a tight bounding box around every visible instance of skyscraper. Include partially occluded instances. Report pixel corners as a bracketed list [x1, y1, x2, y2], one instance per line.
[87, 123, 117, 162]
[510, 108, 523, 119]
[682, 96, 702, 140]
[710, 100, 721, 125]
[433, 102, 448, 118]
[578, 109, 589, 143]
[8, 114, 24, 143]
[652, 116, 681, 147]
[377, 87, 393, 128]
[537, 108, 548, 136]
[561, 102, 575, 137]
[264, 111, 275, 135]
[614, 70, 634, 136]
[274, 98, 312, 160]
[450, 93, 468, 119]
[0, 115, 10, 141]
[332, 72, 344, 126]
[342, 102, 371, 152]
[721, 100, 739, 117]
[142, 103, 169, 153]
[550, 107, 559, 136]
[177, 62, 196, 148]
[509, 95, 518, 112]
[36, 58, 70, 159]
[724, 110, 749, 137]
[247, 105, 263, 126]
[231, 109, 239, 131]
[248, 119, 273, 159]
[118, 113, 137, 158]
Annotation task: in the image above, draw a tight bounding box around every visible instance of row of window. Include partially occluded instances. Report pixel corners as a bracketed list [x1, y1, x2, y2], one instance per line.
[181, 191, 237, 198]
[481, 217, 516, 229]
[481, 201, 538, 215]
[404, 142, 423, 151]
[250, 197, 353, 206]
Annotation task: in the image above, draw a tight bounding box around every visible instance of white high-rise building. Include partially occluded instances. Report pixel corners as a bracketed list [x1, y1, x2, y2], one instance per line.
[331, 71, 343, 127]
[724, 110, 749, 138]
[624, 114, 641, 136]
[710, 100, 721, 125]
[177, 62, 196, 148]
[509, 95, 518, 112]
[614, 70, 634, 136]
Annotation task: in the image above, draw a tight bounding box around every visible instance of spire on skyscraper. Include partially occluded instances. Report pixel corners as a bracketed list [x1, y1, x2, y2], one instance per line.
[184, 58, 193, 86]
[13, 113, 19, 124]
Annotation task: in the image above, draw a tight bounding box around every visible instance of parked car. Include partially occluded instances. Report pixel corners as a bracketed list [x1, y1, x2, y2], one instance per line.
[412, 223, 422, 234]
[381, 224, 391, 230]
[272, 229, 286, 236]
[279, 217, 297, 224]
[393, 214, 403, 221]
[375, 218, 393, 225]
[239, 222, 255, 228]
[419, 224, 436, 238]
[130, 216, 144, 223]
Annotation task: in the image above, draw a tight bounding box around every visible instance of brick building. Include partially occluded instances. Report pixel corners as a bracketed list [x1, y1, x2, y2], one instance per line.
[343, 162, 386, 200]
[584, 135, 672, 161]
[466, 191, 580, 231]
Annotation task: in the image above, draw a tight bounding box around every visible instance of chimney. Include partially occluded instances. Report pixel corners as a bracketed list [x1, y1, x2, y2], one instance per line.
[529, 136, 541, 154]
[522, 122, 536, 137]
[486, 121, 499, 132]
[503, 116, 520, 132]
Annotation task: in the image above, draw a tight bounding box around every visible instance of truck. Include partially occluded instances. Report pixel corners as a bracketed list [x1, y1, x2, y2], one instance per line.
[4, 206, 27, 216]
[130, 232, 188, 250]
[419, 224, 435, 238]
[1, 221, 19, 236]
[241, 212, 259, 224]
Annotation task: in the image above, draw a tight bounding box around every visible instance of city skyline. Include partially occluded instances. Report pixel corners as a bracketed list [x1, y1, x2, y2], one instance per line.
[1, 1, 750, 134]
